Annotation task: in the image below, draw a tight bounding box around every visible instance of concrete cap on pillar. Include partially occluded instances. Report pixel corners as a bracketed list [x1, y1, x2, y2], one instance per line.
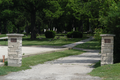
[100, 34, 115, 37]
[6, 33, 24, 37]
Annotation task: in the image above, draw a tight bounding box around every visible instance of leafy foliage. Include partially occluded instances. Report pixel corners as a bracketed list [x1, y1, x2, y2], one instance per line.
[45, 31, 56, 38]
[98, 0, 120, 63]
[94, 28, 103, 44]
[67, 31, 83, 38]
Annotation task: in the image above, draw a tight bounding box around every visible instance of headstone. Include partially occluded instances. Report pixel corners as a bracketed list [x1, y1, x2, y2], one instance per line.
[48, 28, 50, 31]
[23, 30, 26, 33]
[53, 27, 55, 31]
[63, 30, 65, 33]
[7, 34, 24, 67]
[55, 28, 57, 32]
[44, 29, 46, 32]
[73, 27, 75, 31]
[100, 34, 115, 66]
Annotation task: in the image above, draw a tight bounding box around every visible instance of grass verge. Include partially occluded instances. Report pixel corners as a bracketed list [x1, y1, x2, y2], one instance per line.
[93, 61, 101, 68]
[75, 39, 101, 50]
[89, 62, 120, 80]
[0, 49, 85, 76]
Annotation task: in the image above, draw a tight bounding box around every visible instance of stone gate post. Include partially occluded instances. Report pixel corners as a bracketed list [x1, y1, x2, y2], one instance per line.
[100, 34, 115, 66]
[7, 34, 24, 67]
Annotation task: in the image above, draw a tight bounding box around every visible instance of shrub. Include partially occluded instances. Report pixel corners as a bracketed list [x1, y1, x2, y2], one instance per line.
[45, 31, 56, 38]
[4, 61, 8, 66]
[67, 31, 83, 38]
[94, 28, 103, 41]
[94, 28, 103, 45]
[67, 32, 72, 38]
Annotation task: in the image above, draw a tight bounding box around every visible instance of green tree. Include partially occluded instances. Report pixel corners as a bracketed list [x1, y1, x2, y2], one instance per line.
[12, 0, 63, 39]
[12, 0, 48, 39]
[0, 0, 14, 33]
[99, 0, 120, 63]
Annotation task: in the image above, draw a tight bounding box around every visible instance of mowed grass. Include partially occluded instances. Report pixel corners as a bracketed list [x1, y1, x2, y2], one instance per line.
[89, 63, 120, 80]
[75, 39, 101, 50]
[0, 34, 7, 38]
[22, 35, 87, 46]
[0, 49, 85, 75]
[0, 34, 88, 46]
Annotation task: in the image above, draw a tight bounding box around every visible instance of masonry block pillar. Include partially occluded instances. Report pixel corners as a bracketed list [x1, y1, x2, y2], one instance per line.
[100, 34, 115, 66]
[7, 34, 24, 67]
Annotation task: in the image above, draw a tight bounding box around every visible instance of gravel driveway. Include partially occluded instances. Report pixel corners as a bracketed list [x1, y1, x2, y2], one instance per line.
[0, 50, 102, 80]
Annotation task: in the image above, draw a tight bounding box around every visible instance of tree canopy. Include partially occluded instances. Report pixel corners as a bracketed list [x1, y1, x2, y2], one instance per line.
[0, 0, 119, 40]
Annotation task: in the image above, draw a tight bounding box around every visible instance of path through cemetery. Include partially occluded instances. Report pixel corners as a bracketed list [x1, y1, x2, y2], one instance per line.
[0, 37, 102, 80]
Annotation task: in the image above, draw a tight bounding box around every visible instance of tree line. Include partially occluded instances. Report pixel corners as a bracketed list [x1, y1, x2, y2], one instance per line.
[0, 0, 120, 39]
[0, 0, 99, 39]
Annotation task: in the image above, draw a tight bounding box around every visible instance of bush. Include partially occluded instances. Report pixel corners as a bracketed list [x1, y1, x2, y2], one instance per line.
[4, 61, 8, 66]
[45, 31, 56, 38]
[94, 28, 103, 41]
[67, 32, 73, 38]
[94, 28, 103, 45]
[67, 31, 83, 38]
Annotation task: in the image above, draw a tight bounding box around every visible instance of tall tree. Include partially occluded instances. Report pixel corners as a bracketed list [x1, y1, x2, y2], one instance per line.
[99, 0, 120, 63]
[12, 0, 49, 39]
[12, 0, 62, 39]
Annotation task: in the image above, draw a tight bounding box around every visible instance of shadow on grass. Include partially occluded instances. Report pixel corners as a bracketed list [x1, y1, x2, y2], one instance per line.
[75, 39, 101, 50]
[93, 61, 101, 68]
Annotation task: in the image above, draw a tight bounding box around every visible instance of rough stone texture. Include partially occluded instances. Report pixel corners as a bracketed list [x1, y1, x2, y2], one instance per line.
[7, 34, 24, 67]
[100, 34, 115, 66]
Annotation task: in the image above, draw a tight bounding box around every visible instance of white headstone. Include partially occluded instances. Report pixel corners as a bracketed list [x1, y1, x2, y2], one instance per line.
[55, 28, 57, 32]
[44, 29, 46, 32]
[53, 27, 55, 31]
[73, 27, 75, 31]
[48, 28, 50, 31]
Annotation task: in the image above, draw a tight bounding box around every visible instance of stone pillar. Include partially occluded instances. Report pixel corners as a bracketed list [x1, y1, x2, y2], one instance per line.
[7, 34, 24, 67]
[100, 34, 115, 66]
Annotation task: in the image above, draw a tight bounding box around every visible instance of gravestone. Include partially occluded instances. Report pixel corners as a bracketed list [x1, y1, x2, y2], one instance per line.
[44, 29, 46, 32]
[73, 27, 75, 31]
[53, 27, 55, 31]
[100, 34, 115, 66]
[7, 34, 24, 67]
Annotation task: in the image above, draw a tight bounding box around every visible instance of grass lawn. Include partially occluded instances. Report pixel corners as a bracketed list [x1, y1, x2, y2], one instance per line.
[0, 49, 85, 76]
[0, 34, 88, 46]
[0, 34, 7, 38]
[75, 39, 101, 50]
[89, 62, 120, 80]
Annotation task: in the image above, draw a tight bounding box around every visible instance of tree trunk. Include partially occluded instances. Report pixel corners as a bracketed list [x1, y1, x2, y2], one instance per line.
[38, 23, 41, 34]
[30, 11, 36, 40]
[72, 20, 74, 31]
[3, 20, 7, 34]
